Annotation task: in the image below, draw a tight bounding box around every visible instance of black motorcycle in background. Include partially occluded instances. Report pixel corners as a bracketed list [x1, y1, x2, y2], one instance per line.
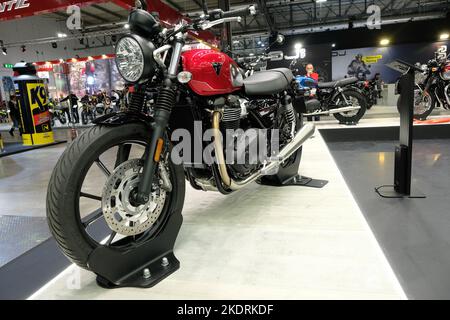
[413, 48, 450, 120]
[296, 76, 368, 124]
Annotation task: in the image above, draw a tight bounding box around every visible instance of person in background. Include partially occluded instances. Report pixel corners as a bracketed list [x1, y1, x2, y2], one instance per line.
[305, 63, 319, 82]
[61, 92, 79, 123]
[8, 95, 20, 136]
[57, 95, 71, 124]
[347, 54, 371, 80]
[374, 73, 383, 98]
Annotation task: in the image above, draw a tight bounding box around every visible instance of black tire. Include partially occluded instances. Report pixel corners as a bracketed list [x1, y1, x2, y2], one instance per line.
[46, 123, 185, 269]
[333, 89, 367, 124]
[413, 91, 436, 121]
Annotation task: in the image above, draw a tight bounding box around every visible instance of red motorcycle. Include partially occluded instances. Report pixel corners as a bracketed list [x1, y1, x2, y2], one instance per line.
[46, 1, 314, 271]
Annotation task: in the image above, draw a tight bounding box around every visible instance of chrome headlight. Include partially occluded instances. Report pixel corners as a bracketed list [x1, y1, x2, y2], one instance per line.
[115, 35, 156, 83]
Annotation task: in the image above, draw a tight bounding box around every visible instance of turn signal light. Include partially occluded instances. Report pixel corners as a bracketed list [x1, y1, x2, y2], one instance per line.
[177, 71, 192, 84]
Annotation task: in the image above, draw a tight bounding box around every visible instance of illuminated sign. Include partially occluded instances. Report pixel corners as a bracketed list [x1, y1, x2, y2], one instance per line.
[0, 0, 30, 14]
[3, 63, 14, 68]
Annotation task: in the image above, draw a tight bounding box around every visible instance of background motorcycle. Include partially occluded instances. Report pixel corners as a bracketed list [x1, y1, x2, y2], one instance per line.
[412, 48, 450, 120]
[46, 1, 314, 275]
[295, 75, 367, 124]
[48, 103, 67, 127]
[81, 102, 95, 125]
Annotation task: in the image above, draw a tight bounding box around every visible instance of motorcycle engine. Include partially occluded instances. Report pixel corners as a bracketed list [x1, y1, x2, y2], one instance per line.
[220, 96, 268, 180]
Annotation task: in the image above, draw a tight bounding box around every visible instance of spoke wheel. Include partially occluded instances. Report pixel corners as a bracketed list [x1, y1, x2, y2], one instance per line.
[46, 123, 185, 268]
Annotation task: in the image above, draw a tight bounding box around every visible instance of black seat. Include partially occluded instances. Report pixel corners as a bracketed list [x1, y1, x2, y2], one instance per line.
[243, 68, 294, 96]
[318, 77, 358, 89]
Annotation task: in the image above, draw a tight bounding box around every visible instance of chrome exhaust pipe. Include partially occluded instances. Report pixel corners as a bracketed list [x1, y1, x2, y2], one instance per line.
[212, 111, 315, 191]
[304, 106, 360, 117]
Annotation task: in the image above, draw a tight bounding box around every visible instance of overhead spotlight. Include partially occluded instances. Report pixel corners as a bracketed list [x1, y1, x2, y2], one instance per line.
[332, 43, 336, 48]
[21, 45, 26, 52]
[294, 43, 303, 50]
[124, 23, 130, 29]
[57, 32, 67, 38]
[380, 38, 390, 46]
[51, 42, 58, 49]
[440, 33, 449, 40]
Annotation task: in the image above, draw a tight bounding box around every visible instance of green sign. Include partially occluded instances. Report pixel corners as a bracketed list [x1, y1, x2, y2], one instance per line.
[3, 63, 14, 69]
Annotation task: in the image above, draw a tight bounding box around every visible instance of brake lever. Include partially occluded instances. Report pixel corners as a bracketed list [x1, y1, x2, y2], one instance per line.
[199, 16, 242, 30]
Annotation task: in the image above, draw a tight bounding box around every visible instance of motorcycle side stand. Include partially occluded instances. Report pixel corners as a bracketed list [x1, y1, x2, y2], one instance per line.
[258, 150, 328, 189]
[260, 174, 328, 188]
[88, 211, 183, 289]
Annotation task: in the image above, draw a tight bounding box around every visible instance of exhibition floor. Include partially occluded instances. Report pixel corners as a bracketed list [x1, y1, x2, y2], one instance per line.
[2, 115, 449, 299]
[25, 128, 404, 300]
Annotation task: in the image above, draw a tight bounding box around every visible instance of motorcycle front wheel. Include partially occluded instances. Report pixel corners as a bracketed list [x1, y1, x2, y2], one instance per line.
[413, 86, 435, 120]
[46, 123, 185, 269]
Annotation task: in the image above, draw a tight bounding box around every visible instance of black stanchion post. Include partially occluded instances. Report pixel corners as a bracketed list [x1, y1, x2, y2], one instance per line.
[376, 60, 425, 199]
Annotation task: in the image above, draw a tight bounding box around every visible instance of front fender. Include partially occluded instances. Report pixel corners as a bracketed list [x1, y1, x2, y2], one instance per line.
[92, 111, 154, 129]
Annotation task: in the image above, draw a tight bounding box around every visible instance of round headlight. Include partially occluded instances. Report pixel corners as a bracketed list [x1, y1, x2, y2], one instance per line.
[115, 35, 156, 83]
[115, 37, 144, 82]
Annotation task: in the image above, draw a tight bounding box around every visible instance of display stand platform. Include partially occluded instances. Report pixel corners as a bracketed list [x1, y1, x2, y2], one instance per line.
[89, 210, 183, 289]
[260, 175, 328, 188]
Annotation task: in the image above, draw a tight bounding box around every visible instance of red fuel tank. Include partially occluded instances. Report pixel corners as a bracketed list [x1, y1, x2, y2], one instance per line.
[181, 49, 243, 96]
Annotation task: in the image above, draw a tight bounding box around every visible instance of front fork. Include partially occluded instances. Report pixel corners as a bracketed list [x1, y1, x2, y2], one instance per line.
[134, 39, 184, 205]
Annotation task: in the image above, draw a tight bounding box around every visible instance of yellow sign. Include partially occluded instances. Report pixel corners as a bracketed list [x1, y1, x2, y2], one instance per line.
[23, 82, 54, 146]
[362, 55, 383, 64]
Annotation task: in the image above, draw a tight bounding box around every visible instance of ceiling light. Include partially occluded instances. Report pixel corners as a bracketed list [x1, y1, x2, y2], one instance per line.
[440, 33, 449, 40]
[124, 23, 130, 29]
[294, 43, 303, 50]
[332, 43, 336, 48]
[380, 39, 390, 46]
[57, 33, 67, 38]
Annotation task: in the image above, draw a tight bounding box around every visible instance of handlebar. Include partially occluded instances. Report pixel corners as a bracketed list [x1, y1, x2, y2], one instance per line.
[222, 5, 257, 18]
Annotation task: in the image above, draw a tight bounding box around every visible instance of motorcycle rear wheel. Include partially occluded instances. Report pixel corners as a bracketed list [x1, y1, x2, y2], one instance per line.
[46, 123, 185, 269]
[333, 89, 367, 124]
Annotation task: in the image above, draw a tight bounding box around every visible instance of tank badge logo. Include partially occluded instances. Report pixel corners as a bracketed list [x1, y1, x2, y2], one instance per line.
[212, 62, 223, 76]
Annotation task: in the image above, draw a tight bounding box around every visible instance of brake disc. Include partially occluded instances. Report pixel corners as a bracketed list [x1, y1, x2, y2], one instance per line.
[101, 159, 167, 236]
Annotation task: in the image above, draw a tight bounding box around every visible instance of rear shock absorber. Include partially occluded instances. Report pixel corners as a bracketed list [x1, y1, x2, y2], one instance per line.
[135, 83, 177, 205]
